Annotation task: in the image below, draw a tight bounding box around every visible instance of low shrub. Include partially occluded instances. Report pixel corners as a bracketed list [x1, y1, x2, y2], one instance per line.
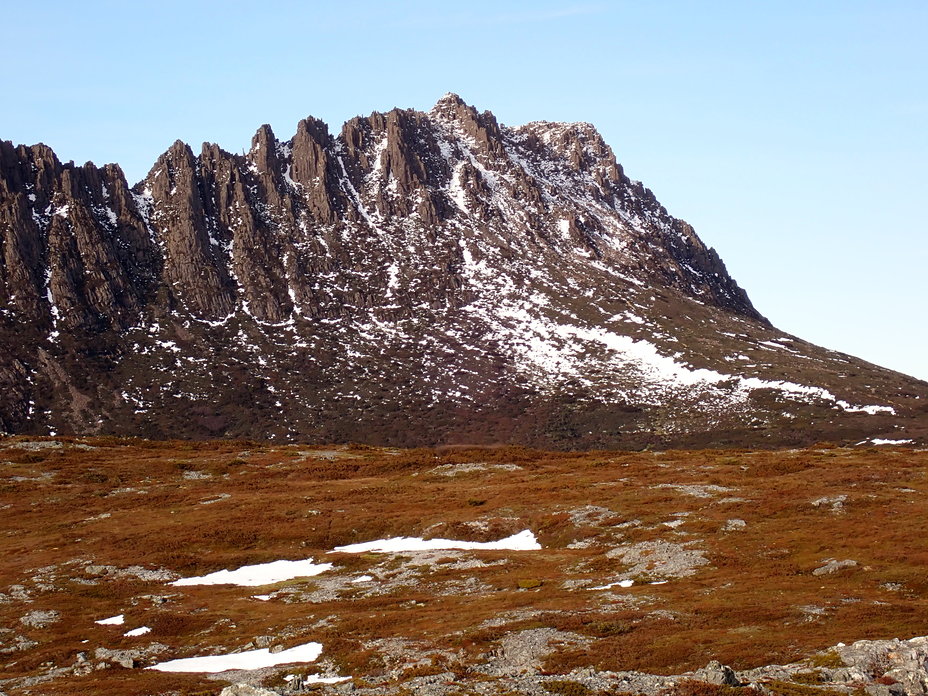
[544, 680, 595, 696]
[764, 680, 846, 696]
[400, 662, 447, 680]
[792, 671, 824, 684]
[665, 680, 763, 696]
[806, 650, 844, 669]
[518, 578, 543, 589]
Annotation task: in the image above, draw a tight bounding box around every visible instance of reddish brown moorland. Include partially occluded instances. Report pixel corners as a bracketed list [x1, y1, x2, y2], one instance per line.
[1, 437, 927, 694]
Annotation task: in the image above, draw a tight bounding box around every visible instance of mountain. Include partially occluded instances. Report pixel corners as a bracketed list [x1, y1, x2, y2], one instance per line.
[0, 94, 925, 448]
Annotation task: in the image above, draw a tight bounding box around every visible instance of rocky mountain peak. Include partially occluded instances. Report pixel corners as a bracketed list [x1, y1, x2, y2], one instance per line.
[430, 93, 505, 160]
[433, 91, 468, 108]
[252, 123, 276, 147]
[516, 120, 622, 181]
[0, 97, 925, 446]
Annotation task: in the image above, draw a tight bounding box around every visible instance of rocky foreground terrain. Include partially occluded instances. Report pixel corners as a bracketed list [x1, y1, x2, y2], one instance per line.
[3, 437, 928, 695]
[216, 635, 928, 696]
[2, 95, 927, 448]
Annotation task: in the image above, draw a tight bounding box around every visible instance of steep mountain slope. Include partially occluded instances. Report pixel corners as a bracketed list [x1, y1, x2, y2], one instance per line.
[0, 94, 925, 447]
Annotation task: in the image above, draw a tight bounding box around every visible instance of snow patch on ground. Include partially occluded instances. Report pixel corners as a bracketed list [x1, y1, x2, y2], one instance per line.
[332, 529, 541, 554]
[147, 642, 323, 673]
[171, 559, 333, 587]
[837, 402, 896, 416]
[590, 579, 634, 590]
[474, 297, 897, 416]
[292, 674, 352, 685]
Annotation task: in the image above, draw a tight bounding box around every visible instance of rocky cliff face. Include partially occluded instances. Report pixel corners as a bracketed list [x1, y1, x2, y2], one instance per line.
[0, 94, 925, 447]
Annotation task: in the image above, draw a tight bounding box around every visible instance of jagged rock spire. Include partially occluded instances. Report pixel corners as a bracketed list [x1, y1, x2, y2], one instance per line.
[0, 97, 923, 447]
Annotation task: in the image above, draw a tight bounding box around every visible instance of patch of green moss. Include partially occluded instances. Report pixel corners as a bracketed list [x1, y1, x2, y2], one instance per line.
[544, 680, 595, 696]
[807, 650, 845, 669]
[792, 671, 824, 685]
[765, 680, 846, 696]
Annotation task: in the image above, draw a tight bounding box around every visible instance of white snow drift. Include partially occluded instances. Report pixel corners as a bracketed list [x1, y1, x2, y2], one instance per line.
[171, 559, 333, 587]
[590, 579, 635, 590]
[147, 642, 323, 673]
[332, 529, 541, 554]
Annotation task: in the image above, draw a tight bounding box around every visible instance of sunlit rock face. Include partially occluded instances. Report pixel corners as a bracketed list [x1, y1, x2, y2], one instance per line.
[0, 95, 925, 448]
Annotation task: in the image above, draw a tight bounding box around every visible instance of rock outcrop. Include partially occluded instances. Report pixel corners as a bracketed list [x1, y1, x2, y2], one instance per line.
[1, 94, 926, 447]
[213, 635, 928, 696]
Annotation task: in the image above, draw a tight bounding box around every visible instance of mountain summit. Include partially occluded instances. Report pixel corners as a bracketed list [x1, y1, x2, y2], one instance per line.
[0, 95, 924, 447]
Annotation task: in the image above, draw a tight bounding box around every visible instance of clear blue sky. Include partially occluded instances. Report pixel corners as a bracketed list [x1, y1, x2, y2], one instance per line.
[3, 1, 926, 381]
